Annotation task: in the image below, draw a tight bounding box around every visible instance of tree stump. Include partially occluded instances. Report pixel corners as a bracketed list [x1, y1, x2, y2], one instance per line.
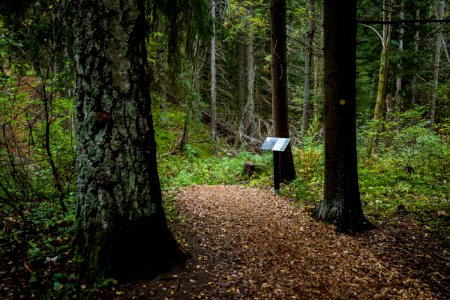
[242, 162, 259, 178]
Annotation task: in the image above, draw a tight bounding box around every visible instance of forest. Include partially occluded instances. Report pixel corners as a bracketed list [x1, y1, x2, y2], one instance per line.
[0, 0, 449, 299]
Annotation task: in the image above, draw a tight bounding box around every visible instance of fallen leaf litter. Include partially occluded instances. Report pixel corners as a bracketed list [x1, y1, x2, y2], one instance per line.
[108, 185, 448, 299]
[169, 185, 441, 299]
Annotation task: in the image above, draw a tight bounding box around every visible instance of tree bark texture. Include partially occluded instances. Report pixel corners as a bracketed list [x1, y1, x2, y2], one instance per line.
[237, 39, 246, 145]
[245, 33, 255, 137]
[411, 9, 420, 106]
[302, 0, 315, 135]
[312, 54, 321, 122]
[393, 1, 404, 113]
[318, 0, 372, 232]
[270, 0, 296, 182]
[156, 20, 168, 124]
[74, 0, 183, 280]
[431, 0, 445, 125]
[367, 0, 392, 157]
[210, 0, 217, 148]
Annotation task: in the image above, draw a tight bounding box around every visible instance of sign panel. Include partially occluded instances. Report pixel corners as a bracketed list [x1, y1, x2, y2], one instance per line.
[261, 137, 291, 152]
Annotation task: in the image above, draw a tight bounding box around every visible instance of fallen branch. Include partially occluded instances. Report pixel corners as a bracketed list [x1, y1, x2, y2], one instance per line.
[201, 110, 261, 150]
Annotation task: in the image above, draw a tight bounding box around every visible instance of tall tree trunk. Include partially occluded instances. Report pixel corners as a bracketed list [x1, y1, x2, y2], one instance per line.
[312, 54, 321, 124]
[431, 0, 444, 125]
[237, 39, 246, 145]
[411, 9, 420, 106]
[74, 0, 184, 281]
[244, 5, 256, 138]
[245, 32, 255, 137]
[312, 9, 323, 125]
[210, 0, 217, 150]
[367, 0, 392, 157]
[270, 0, 296, 182]
[302, 0, 315, 135]
[156, 21, 168, 124]
[317, 0, 372, 232]
[393, 1, 404, 116]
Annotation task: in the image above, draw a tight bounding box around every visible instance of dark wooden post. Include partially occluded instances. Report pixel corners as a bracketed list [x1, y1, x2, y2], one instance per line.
[261, 137, 292, 193]
[273, 151, 280, 192]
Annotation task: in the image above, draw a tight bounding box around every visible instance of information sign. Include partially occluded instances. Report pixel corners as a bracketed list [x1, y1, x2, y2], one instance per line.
[261, 137, 292, 192]
[261, 137, 291, 151]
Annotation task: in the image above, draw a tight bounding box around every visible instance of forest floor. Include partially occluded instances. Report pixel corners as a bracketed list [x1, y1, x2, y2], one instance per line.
[103, 185, 450, 299]
[1, 185, 449, 299]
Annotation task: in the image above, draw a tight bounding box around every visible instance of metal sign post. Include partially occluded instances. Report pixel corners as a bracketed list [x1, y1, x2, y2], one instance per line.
[261, 137, 291, 193]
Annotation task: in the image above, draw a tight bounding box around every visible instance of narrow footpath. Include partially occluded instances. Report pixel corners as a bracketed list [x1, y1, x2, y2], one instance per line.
[113, 185, 447, 299]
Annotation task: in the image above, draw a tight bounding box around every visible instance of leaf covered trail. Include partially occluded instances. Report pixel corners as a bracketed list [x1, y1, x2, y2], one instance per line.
[164, 185, 440, 299]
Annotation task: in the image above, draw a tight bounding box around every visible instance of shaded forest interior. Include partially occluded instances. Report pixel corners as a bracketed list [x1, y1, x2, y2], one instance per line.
[0, 0, 449, 298]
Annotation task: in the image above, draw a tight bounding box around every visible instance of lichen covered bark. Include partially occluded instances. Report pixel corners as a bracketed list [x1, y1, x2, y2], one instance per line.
[74, 0, 183, 280]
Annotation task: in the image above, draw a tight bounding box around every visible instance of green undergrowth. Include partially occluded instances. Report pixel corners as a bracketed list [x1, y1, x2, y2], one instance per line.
[155, 105, 449, 244]
[154, 105, 449, 220]
[159, 133, 449, 222]
[359, 159, 449, 215]
[159, 150, 272, 189]
[153, 103, 275, 191]
[0, 195, 79, 299]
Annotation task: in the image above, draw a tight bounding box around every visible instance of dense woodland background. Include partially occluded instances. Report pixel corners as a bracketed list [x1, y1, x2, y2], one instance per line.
[0, 0, 449, 298]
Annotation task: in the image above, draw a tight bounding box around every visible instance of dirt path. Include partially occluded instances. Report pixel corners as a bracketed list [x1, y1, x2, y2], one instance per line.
[115, 185, 448, 299]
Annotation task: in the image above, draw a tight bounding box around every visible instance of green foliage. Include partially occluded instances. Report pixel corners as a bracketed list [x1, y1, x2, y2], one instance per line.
[223, 0, 269, 38]
[356, 107, 450, 215]
[159, 150, 271, 190]
[153, 100, 209, 155]
[280, 140, 324, 204]
[146, 0, 212, 71]
[1, 6, 76, 215]
[0, 89, 76, 209]
[0, 20, 78, 296]
[362, 107, 449, 179]
[0, 195, 78, 299]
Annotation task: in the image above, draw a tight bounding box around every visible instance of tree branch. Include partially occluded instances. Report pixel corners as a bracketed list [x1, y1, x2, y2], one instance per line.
[358, 18, 450, 25]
